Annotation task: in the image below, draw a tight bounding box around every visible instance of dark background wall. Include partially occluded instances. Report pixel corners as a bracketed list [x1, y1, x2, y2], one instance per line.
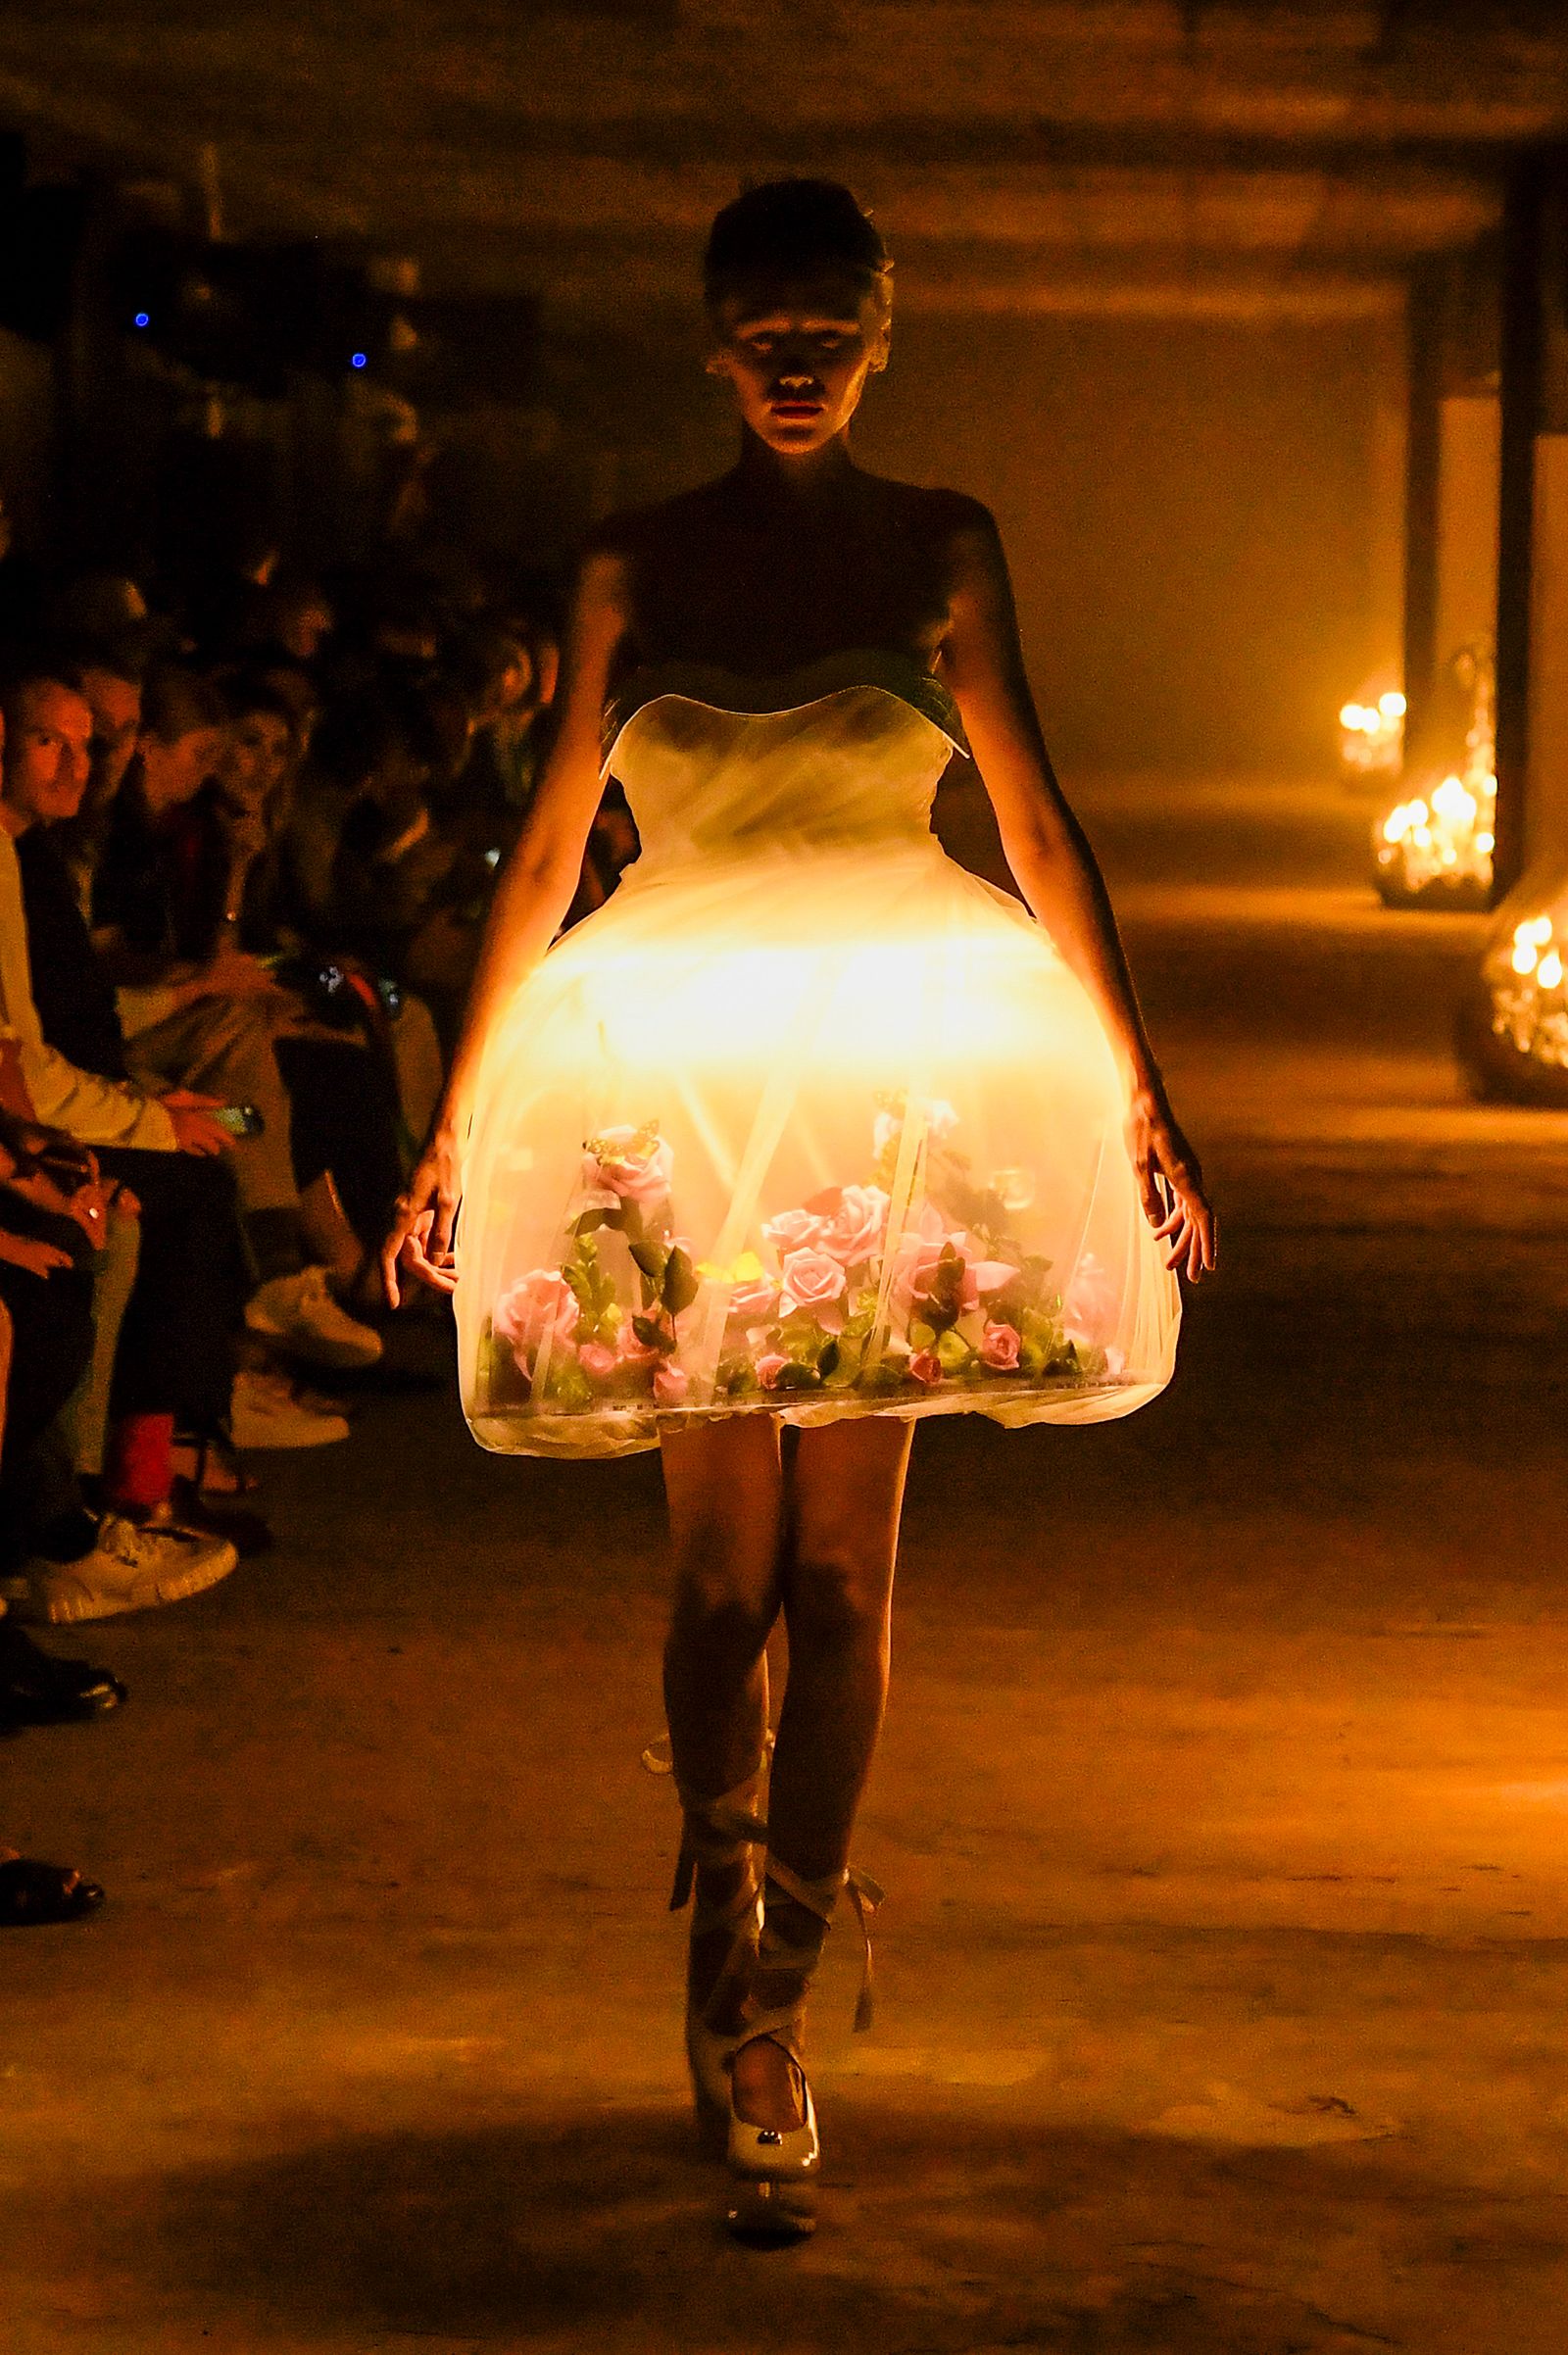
[860, 313, 1396, 776]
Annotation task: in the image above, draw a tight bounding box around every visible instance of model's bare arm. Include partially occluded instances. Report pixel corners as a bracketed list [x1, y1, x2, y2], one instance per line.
[940, 507, 1215, 1280]
[382, 549, 630, 1301]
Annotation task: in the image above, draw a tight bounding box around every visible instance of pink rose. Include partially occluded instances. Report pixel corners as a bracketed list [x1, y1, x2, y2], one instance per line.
[979, 1321, 1021, 1371]
[908, 1349, 944, 1388]
[761, 1204, 823, 1254]
[494, 1270, 579, 1368]
[654, 1363, 689, 1406]
[578, 1341, 618, 1380]
[756, 1351, 790, 1390]
[778, 1247, 848, 1320]
[585, 1125, 673, 1204]
[727, 1273, 779, 1320]
[615, 1322, 663, 1372]
[808, 1183, 889, 1268]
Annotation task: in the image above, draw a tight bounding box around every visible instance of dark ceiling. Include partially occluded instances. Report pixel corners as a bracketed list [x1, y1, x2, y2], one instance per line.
[4, 3, 1567, 317]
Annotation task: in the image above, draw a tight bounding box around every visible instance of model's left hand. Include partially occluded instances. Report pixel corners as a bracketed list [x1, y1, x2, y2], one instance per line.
[1128, 1087, 1216, 1282]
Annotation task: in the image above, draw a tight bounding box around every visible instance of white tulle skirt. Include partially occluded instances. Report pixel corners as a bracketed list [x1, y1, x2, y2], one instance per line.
[455, 831, 1180, 1457]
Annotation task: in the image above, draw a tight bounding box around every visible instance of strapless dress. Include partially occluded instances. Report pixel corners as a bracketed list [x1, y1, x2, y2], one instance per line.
[455, 651, 1180, 1455]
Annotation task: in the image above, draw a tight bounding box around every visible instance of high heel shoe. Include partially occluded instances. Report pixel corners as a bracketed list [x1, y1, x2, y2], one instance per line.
[723, 1854, 880, 2244]
[645, 1741, 769, 2152]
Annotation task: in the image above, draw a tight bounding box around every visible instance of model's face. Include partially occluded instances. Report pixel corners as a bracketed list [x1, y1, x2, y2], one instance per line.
[709, 271, 888, 457]
[1, 681, 94, 827]
[215, 710, 292, 813]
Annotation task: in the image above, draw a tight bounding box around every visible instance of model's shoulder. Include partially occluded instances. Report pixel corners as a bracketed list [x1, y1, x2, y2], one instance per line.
[865, 475, 1000, 546]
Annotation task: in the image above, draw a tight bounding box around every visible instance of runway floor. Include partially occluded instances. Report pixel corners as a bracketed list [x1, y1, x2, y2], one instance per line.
[7, 772, 1568, 2352]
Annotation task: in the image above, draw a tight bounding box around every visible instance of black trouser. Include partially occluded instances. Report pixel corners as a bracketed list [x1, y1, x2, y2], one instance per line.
[274, 1034, 406, 1252]
[0, 1207, 95, 1569]
[93, 1147, 245, 1436]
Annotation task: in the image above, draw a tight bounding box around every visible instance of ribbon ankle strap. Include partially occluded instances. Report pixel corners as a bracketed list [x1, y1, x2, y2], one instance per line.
[762, 1855, 885, 2034]
[845, 1866, 883, 2035]
[644, 1739, 769, 1912]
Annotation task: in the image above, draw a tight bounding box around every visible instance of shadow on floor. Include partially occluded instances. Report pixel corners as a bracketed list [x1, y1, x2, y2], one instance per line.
[11, 2101, 1481, 2351]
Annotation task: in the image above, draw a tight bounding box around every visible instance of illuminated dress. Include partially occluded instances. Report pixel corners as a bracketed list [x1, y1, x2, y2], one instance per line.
[456, 651, 1181, 1456]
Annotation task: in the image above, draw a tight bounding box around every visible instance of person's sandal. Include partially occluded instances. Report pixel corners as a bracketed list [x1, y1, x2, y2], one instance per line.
[645, 1739, 769, 2154]
[0, 1854, 105, 1925]
[723, 1854, 881, 2244]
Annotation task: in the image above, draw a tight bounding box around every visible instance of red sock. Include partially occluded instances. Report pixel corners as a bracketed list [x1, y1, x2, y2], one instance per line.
[104, 1412, 174, 1515]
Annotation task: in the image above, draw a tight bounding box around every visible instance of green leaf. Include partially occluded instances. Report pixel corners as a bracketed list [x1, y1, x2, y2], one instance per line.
[572, 1210, 606, 1237]
[629, 1235, 666, 1282]
[633, 1313, 672, 1353]
[816, 1339, 841, 1378]
[773, 1360, 822, 1392]
[662, 1245, 700, 1317]
[544, 1356, 593, 1409]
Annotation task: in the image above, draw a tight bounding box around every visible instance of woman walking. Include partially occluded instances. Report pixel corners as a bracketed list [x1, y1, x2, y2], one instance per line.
[385, 178, 1215, 2239]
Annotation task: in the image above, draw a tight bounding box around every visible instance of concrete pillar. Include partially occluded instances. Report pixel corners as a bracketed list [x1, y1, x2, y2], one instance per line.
[1401, 270, 1444, 760]
[1524, 435, 1568, 886]
[1496, 157, 1568, 900]
[1367, 375, 1406, 685]
[1490, 162, 1548, 900]
[1434, 394, 1500, 669]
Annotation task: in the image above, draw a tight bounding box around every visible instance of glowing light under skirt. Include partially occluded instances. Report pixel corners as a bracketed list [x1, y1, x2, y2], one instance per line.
[456, 833, 1181, 1457]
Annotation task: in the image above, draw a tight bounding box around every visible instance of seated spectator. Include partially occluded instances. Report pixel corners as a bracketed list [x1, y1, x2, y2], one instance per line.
[86, 663, 386, 1362]
[0, 668, 250, 1617]
[0, 1060, 129, 1719]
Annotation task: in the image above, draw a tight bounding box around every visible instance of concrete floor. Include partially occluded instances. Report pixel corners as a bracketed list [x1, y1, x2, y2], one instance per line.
[8, 774, 1568, 2352]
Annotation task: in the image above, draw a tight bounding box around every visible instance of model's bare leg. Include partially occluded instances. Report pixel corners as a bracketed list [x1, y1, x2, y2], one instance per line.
[730, 1414, 913, 2131]
[661, 1414, 786, 2014]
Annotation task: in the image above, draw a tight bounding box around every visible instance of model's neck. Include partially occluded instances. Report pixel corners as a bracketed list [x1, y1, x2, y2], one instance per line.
[0, 798, 30, 839]
[735, 426, 856, 501]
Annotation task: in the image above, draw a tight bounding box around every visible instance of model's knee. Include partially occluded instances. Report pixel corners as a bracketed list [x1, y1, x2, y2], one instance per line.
[786, 1548, 888, 1651]
[670, 1558, 776, 1656]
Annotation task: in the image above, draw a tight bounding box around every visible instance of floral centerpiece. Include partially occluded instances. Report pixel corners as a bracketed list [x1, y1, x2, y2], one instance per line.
[477, 1095, 1115, 1417]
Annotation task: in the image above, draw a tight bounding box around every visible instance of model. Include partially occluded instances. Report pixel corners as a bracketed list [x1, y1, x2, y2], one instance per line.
[384, 178, 1216, 2241]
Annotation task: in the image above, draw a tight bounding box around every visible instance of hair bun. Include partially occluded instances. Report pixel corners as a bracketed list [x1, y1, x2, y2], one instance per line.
[704, 178, 891, 308]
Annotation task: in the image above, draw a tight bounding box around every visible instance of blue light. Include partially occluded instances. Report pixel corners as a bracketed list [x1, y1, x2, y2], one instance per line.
[351, 351, 368, 369]
[133, 312, 150, 328]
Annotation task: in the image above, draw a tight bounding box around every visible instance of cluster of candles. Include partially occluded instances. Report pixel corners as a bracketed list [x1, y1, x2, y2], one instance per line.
[1374, 768, 1497, 901]
[1339, 690, 1406, 777]
[1489, 910, 1568, 1070]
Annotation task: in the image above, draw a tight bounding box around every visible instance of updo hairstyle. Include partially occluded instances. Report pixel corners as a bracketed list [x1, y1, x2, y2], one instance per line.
[703, 178, 893, 324]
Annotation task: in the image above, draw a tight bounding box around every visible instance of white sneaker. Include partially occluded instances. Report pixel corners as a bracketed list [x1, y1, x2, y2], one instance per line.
[16, 1514, 238, 1625]
[245, 1265, 382, 1370]
[230, 1367, 351, 1449]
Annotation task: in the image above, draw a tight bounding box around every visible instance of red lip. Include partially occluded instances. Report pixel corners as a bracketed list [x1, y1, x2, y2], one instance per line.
[769, 402, 823, 420]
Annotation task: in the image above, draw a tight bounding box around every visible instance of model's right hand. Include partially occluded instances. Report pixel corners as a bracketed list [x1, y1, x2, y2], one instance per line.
[159, 1089, 230, 1156]
[381, 1129, 461, 1307]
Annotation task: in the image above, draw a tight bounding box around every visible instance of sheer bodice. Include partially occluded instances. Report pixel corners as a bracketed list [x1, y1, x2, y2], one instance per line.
[604, 653, 968, 871]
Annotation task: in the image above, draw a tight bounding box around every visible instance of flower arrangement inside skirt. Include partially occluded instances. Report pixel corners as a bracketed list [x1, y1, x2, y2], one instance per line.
[477, 1093, 1121, 1422]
